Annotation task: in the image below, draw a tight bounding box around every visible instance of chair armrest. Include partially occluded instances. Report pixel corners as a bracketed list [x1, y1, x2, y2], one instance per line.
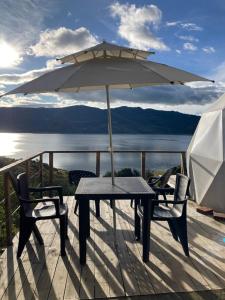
[29, 186, 63, 204]
[152, 199, 186, 205]
[29, 186, 62, 192]
[149, 176, 160, 180]
[153, 187, 174, 194]
[20, 197, 60, 215]
[148, 176, 160, 185]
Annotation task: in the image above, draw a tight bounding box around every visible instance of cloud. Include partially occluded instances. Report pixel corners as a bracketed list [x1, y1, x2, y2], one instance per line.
[202, 46, 215, 54]
[211, 60, 225, 82]
[183, 42, 198, 51]
[0, 59, 59, 85]
[166, 21, 180, 27]
[30, 27, 98, 57]
[176, 49, 181, 54]
[180, 23, 203, 31]
[0, 0, 55, 48]
[166, 21, 203, 31]
[110, 2, 169, 51]
[177, 35, 199, 42]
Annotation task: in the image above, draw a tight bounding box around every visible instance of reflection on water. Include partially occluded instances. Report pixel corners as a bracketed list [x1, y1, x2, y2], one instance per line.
[0, 133, 192, 173]
[0, 133, 20, 156]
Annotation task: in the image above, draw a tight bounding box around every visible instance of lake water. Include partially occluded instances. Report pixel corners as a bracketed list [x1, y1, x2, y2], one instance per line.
[0, 133, 192, 174]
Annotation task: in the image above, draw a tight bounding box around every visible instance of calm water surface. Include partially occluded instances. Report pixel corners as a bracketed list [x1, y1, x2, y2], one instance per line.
[0, 133, 192, 173]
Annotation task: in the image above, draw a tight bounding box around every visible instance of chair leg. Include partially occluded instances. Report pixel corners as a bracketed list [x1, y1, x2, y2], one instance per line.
[65, 213, 69, 239]
[167, 219, 178, 241]
[176, 217, 189, 256]
[95, 199, 100, 218]
[17, 219, 34, 258]
[60, 216, 66, 256]
[33, 224, 44, 245]
[134, 199, 141, 240]
[74, 199, 79, 215]
[110, 200, 113, 209]
[130, 199, 134, 208]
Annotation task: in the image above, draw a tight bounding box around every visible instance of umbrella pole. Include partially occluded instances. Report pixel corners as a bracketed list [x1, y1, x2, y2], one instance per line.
[105, 85, 117, 248]
[106, 85, 115, 185]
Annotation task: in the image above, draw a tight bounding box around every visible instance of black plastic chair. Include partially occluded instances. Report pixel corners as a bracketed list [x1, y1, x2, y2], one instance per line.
[130, 167, 176, 207]
[16, 172, 68, 258]
[69, 170, 102, 217]
[136, 173, 190, 256]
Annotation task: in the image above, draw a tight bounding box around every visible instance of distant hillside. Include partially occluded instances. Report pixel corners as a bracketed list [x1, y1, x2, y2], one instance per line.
[0, 105, 199, 134]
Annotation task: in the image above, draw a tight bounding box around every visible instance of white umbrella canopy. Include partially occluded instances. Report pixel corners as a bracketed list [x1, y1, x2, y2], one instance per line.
[3, 55, 211, 95]
[57, 41, 154, 64]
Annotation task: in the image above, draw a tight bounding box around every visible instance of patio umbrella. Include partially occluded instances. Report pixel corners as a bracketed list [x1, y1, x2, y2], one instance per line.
[1, 41, 213, 242]
[2, 42, 212, 183]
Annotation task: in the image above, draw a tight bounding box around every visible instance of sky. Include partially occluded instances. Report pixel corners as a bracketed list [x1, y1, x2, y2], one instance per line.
[0, 0, 225, 115]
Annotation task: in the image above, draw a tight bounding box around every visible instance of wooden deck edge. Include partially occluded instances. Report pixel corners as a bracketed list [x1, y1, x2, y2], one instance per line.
[106, 288, 225, 300]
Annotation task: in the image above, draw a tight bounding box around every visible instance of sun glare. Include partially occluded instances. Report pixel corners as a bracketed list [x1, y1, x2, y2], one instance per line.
[0, 133, 19, 156]
[0, 41, 22, 68]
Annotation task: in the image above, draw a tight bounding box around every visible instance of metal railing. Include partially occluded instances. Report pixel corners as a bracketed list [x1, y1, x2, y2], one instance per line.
[0, 149, 187, 247]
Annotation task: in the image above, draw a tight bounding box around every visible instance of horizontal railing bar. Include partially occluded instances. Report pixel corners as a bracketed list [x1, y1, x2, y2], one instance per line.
[44, 150, 186, 154]
[10, 206, 20, 217]
[0, 189, 17, 206]
[0, 198, 5, 205]
[0, 149, 186, 174]
[0, 151, 44, 174]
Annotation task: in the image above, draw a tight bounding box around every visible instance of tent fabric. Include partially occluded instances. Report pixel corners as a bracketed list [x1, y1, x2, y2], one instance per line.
[2, 57, 211, 96]
[58, 41, 154, 64]
[187, 93, 225, 212]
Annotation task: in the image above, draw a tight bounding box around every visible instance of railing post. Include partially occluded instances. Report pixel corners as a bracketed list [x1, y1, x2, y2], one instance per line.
[96, 151, 100, 176]
[4, 172, 13, 246]
[25, 160, 30, 184]
[141, 151, 146, 179]
[181, 152, 187, 175]
[49, 152, 53, 185]
[39, 154, 43, 186]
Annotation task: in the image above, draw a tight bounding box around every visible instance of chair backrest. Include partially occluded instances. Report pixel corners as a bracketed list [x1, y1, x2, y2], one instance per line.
[157, 167, 177, 188]
[68, 170, 97, 186]
[174, 173, 190, 202]
[17, 173, 31, 212]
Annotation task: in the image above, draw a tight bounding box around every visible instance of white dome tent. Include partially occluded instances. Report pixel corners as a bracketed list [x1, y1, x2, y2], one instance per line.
[187, 93, 225, 213]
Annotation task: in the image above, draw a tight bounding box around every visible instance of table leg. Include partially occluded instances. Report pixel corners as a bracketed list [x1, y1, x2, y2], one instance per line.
[112, 199, 117, 246]
[142, 197, 151, 263]
[134, 198, 140, 240]
[86, 200, 90, 238]
[79, 199, 88, 265]
[95, 199, 100, 218]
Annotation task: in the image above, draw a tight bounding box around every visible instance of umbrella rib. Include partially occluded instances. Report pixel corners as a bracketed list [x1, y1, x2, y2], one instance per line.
[54, 64, 84, 92]
[139, 60, 176, 84]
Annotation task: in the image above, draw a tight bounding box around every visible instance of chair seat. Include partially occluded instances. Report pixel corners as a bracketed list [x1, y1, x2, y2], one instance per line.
[25, 203, 68, 219]
[153, 205, 182, 219]
[137, 204, 182, 219]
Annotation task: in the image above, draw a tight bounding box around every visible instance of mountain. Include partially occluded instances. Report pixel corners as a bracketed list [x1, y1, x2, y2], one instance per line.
[0, 105, 199, 134]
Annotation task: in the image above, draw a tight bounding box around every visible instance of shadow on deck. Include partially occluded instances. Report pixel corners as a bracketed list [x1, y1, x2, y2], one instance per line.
[0, 197, 225, 300]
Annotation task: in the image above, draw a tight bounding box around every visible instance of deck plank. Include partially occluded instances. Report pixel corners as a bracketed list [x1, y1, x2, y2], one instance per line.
[0, 197, 225, 300]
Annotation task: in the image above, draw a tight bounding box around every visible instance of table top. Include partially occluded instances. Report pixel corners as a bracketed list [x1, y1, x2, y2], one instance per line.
[75, 177, 155, 200]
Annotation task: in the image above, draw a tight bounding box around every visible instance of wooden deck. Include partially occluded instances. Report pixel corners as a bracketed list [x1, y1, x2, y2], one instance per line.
[0, 197, 225, 300]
